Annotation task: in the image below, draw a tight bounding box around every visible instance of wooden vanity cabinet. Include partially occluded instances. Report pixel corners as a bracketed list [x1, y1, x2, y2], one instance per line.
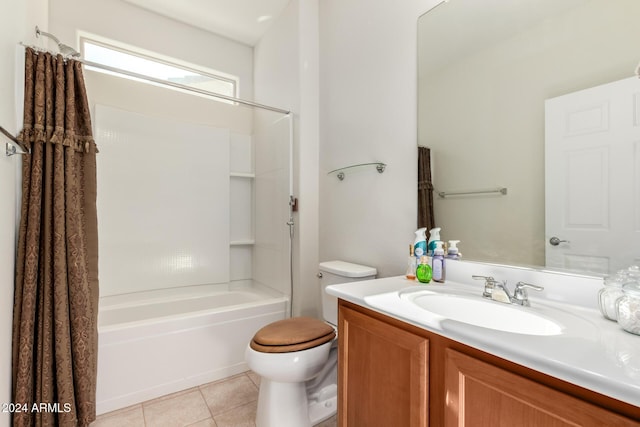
[337, 300, 640, 427]
[445, 349, 638, 426]
[338, 301, 429, 426]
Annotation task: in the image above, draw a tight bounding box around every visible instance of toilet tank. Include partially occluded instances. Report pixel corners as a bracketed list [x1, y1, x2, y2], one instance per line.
[319, 260, 377, 325]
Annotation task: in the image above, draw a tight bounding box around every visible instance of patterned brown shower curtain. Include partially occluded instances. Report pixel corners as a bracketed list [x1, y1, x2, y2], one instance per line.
[12, 47, 99, 427]
[418, 146, 435, 230]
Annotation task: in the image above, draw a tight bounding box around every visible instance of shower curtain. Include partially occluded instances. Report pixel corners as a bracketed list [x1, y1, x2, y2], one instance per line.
[418, 146, 435, 230]
[12, 47, 99, 427]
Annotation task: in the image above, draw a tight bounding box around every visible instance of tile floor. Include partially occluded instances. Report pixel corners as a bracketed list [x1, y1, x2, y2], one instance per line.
[91, 371, 337, 427]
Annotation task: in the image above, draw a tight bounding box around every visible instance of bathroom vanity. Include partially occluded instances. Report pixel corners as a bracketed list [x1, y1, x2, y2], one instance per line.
[326, 268, 640, 426]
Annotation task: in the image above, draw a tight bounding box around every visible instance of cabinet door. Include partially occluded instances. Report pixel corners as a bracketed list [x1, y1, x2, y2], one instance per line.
[444, 349, 638, 427]
[339, 304, 429, 427]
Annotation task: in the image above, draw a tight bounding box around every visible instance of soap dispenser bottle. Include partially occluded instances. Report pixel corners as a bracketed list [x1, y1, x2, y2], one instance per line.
[427, 227, 441, 256]
[416, 256, 432, 284]
[413, 228, 427, 259]
[447, 240, 461, 259]
[432, 241, 446, 283]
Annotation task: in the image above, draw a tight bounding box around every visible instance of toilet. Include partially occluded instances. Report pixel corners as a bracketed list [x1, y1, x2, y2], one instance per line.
[245, 260, 377, 427]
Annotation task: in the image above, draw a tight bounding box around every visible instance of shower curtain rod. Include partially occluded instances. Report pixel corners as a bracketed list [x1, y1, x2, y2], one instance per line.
[19, 43, 291, 115]
[81, 59, 292, 115]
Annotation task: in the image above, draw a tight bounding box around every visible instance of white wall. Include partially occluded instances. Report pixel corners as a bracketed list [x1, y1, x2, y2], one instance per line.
[48, 0, 253, 100]
[253, 1, 299, 311]
[296, 0, 321, 316]
[319, 0, 438, 278]
[254, 0, 321, 317]
[0, 1, 47, 424]
[0, 22, 19, 427]
[255, 0, 440, 313]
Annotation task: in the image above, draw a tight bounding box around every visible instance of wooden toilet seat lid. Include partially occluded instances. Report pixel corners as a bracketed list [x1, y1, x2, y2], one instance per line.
[250, 317, 336, 353]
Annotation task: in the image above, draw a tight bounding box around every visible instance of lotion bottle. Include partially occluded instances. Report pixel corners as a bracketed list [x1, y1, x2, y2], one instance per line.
[432, 241, 446, 283]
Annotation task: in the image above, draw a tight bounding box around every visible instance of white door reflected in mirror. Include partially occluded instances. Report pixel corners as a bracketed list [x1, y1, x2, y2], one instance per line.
[545, 76, 640, 275]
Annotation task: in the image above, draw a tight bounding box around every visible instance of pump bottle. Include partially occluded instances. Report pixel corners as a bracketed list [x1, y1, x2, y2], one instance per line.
[432, 241, 446, 283]
[427, 227, 441, 256]
[447, 240, 461, 259]
[413, 228, 427, 259]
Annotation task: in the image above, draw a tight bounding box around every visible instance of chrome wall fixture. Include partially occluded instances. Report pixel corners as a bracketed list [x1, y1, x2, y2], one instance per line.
[328, 162, 386, 181]
[1, 126, 29, 156]
[437, 187, 507, 198]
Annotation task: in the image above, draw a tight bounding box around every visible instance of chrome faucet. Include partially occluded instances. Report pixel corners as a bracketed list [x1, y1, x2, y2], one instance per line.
[472, 276, 544, 307]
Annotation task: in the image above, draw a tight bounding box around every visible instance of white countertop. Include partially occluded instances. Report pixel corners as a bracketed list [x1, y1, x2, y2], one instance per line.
[326, 275, 640, 408]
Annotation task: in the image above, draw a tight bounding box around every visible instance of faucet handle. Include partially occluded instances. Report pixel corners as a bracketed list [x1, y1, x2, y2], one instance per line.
[513, 282, 544, 306]
[515, 282, 544, 292]
[472, 275, 497, 298]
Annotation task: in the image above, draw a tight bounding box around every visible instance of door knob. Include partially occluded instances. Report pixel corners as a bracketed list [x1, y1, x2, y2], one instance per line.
[549, 237, 569, 246]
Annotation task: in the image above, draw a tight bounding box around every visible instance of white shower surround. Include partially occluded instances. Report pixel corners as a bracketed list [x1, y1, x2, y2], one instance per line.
[96, 105, 231, 296]
[93, 102, 292, 414]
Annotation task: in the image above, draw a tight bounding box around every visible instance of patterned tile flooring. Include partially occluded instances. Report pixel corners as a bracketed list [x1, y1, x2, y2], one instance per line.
[91, 371, 337, 427]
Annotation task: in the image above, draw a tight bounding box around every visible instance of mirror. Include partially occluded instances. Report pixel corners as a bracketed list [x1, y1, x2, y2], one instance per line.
[418, 0, 640, 275]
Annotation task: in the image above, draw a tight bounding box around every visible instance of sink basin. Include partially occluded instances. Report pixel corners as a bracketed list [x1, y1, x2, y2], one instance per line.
[401, 292, 563, 336]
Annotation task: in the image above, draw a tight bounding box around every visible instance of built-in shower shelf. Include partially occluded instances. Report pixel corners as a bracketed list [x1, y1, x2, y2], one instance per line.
[230, 172, 255, 178]
[230, 240, 255, 246]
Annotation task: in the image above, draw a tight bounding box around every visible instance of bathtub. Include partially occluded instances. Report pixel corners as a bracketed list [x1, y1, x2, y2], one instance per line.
[96, 280, 288, 415]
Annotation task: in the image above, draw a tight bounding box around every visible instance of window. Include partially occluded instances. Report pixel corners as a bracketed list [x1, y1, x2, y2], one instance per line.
[80, 36, 238, 102]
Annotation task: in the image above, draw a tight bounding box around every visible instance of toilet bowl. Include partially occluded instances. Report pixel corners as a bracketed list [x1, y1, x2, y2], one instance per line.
[245, 261, 376, 427]
[245, 319, 335, 427]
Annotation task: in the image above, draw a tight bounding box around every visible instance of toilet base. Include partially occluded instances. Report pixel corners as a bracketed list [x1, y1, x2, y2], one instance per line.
[306, 344, 338, 425]
[256, 379, 310, 427]
[308, 384, 337, 425]
[254, 345, 338, 427]
[255, 380, 337, 427]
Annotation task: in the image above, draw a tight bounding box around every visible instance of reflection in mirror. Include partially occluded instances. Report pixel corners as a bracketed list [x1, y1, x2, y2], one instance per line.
[418, 0, 640, 276]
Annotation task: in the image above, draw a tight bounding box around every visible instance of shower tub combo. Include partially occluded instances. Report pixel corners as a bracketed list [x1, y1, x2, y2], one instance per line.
[93, 99, 293, 415]
[95, 281, 287, 415]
